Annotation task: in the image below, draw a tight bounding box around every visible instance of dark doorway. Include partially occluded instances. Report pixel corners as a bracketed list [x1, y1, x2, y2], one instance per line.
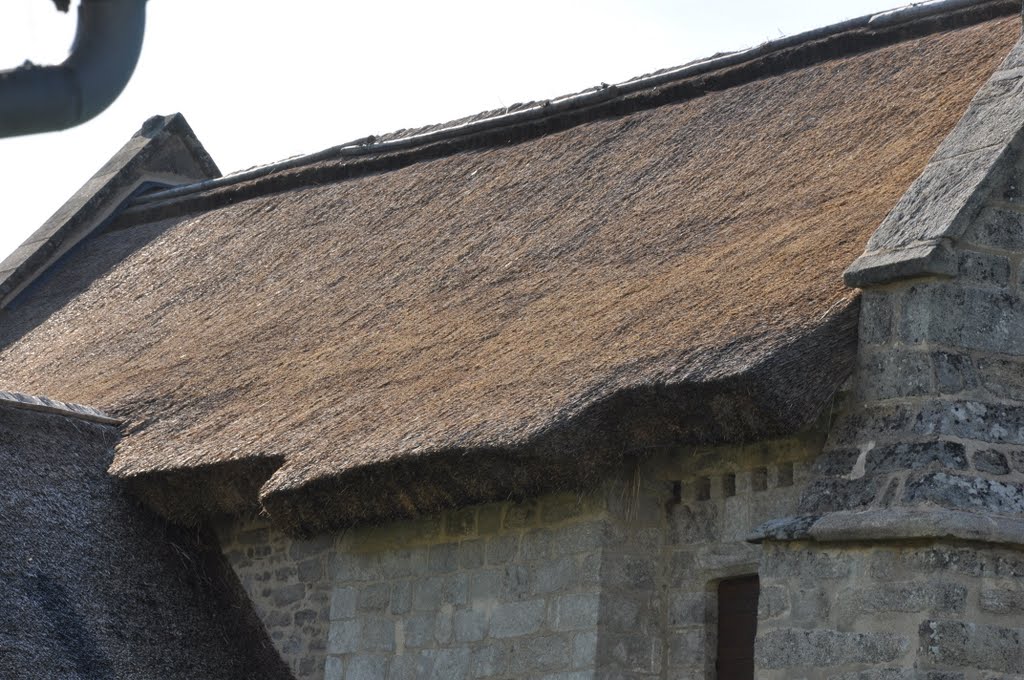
[716, 575, 759, 680]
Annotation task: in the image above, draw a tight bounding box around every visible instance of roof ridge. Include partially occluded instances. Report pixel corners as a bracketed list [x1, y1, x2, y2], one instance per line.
[119, 0, 1019, 220]
[0, 390, 121, 425]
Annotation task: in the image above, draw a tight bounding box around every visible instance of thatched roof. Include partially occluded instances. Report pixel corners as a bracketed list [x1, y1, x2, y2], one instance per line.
[0, 2, 1019, 534]
[0, 398, 292, 678]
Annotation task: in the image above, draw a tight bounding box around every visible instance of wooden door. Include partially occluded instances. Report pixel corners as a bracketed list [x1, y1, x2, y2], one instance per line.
[716, 575, 759, 680]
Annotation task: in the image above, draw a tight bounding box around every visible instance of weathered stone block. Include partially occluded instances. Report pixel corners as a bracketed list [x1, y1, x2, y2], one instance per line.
[391, 580, 413, 615]
[599, 634, 661, 673]
[860, 291, 895, 345]
[666, 629, 706, 670]
[975, 449, 1011, 475]
[344, 654, 388, 680]
[534, 557, 578, 595]
[668, 592, 707, 626]
[330, 586, 358, 620]
[327, 619, 361, 654]
[573, 631, 598, 669]
[324, 656, 344, 680]
[840, 582, 966, 616]
[977, 357, 1024, 401]
[958, 250, 1012, 287]
[757, 585, 789, 620]
[445, 507, 478, 538]
[760, 547, 851, 580]
[798, 476, 881, 514]
[485, 534, 518, 565]
[964, 207, 1024, 252]
[273, 583, 307, 607]
[454, 606, 489, 642]
[666, 503, 719, 544]
[866, 441, 968, 475]
[460, 539, 485, 569]
[920, 620, 1024, 674]
[490, 599, 546, 638]
[933, 351, 979, 395]
[403, 612, 435, 648]
[428, 542, 459, 573]
[756, 628, 907, 668]
[428, 646, 471, 680]
[903, 471, 1024, 515]
[360, 616, 395, 651]
[520, 529, 552, 562]
[869, 546, 983, 580]
[356, 583, 390, 613]
[859, 348, 934, 399]
[980, 588, 1024, 615]
[551, 592, 600, 631]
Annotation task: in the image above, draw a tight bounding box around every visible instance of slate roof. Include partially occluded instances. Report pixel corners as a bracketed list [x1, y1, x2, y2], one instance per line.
[0, 0, 1020, 534]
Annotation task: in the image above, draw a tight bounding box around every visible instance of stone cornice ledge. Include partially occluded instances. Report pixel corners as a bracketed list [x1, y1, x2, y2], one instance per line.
[749, 508, 1024, 547]
[0, 390, 121, 426]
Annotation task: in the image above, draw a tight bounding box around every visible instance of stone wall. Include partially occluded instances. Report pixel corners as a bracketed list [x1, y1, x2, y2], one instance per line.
[215, 432, 822, 680]
[756, 540, 1024, 679]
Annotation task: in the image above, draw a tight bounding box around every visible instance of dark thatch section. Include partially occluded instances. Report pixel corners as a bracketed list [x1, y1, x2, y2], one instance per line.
[0, 401, 293, 678]
[0, 11, 1018, 534]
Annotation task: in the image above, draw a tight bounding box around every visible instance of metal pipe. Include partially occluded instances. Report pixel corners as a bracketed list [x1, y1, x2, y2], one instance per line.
[0, 0, 147, 138]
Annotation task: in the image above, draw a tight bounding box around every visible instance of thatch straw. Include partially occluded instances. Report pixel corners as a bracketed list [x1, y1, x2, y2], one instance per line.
[0, 11, 1018, 534]
[0, 402, 292, 677]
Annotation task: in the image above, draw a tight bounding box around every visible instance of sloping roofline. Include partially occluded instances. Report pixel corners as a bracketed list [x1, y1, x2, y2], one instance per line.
[111, 0, 1021, 230]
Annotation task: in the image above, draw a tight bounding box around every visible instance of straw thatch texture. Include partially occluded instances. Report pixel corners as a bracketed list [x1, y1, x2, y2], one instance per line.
[0, 402, 293, 678]
[0, 14, 1018, 534]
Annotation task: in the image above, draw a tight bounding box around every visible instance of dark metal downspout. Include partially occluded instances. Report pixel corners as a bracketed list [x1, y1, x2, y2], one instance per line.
[0, 0, 147, 138]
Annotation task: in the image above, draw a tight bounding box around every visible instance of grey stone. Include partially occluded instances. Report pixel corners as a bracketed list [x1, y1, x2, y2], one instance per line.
[975, 449, 1011, 475]
[755, 628, 908, 668]
[427, 542, 459, 573]
[958, 250, 1012, 287]
[379, 548, 428, 579]
[490, 599, 546, 638]
[859, 291, 894, 344]
[761, 547, 851, 580]
[345, 654, 388, 680]
[601, 552, 656, 590]
[667, 502, 719, 544]
[327, 620, 361, 654]
[324, 656, 344, 680]
[459, 539, 485, 569]
[903, 471, 1024, 515]
[964, 206, 1024, 251]
[388, 651, 433, 680]
[668, 592, 707, 626]
[866, 440, 968, 475]
[980, 588, 1024, 614]
[572, 631, 598, 669]
[911, 400, 1024, 446]
[428, 647, 471, 680]
[434, 606, 453, 644]
[454, 606, 489, 642]
[272, 583, 306, 607]
[869, 545, 983, 580]
[666, 629, 706, 671]
[858, 348, 934, 399]
[798, 476, 881, 514]
[508, 634, 572, 673]
[520, 528, 551, 562]
[978, 357, 1024, 400]
[932, 351, 978, 395]
[598, 634, 661, 673]
[360, 616, 396, 651]
[469, 643, 507, 679]
[790, 587, 831, 625]
[757, 585, 788, 620]
[331, 587, 358, 620]
[288, 534, 334, 561]
[533, 557, 577, 595]
[485, 534, 518, 564]
[357, 583, 390, 613]
[551, 592, 600, 631]
[550, 522, 605, 554]
[391, 580, 413, 615]
[920, 620, 1024, 674]
[403, 612, 435, 648]
[841, 582, 966, 615]
[933, 74, 1024, 162]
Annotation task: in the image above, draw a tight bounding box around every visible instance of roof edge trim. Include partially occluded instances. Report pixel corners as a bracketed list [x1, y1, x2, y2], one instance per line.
[0, 112, 220, 309]
[0, 389, 120, 425]
[128, 0, 1022, 210]
[845, 32, 1024, 288]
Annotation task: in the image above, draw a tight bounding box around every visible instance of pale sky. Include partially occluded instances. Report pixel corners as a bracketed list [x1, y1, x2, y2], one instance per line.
[0, 0, 902, 260]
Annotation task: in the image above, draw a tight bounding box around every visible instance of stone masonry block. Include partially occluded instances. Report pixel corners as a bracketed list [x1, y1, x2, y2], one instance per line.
[958, 250, 1012, 287]
[327, 620, 360, 654]
[974, 449, 1011, 475]
[839, 582, 966, 616]
[668, 592, 707, 626]
[933, 351, 979, 395]
[859, 290, 895, 345]
[980, 588, 1024, 615]
[760, 547, 851, 580]
[859, 348, 934, 400]
[356, 583, 389, 613]
[756, 628, 908, 668]
[903, 471, 1024, 515]
[508, 634, 573, 674]
[963, 207, 1024, 252]
[551, 592, 600, 631]
[920, 620, 1024, 674]
[977, 357, 1024, 401]
[454, 605, 489, 642]
[490, 599, 546, 638]
[865, 441, 968, 475]
[330, 587, 357, 620]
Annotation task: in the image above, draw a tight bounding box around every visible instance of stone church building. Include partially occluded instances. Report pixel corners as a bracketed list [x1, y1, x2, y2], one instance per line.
[3, 1, 1024, 678]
